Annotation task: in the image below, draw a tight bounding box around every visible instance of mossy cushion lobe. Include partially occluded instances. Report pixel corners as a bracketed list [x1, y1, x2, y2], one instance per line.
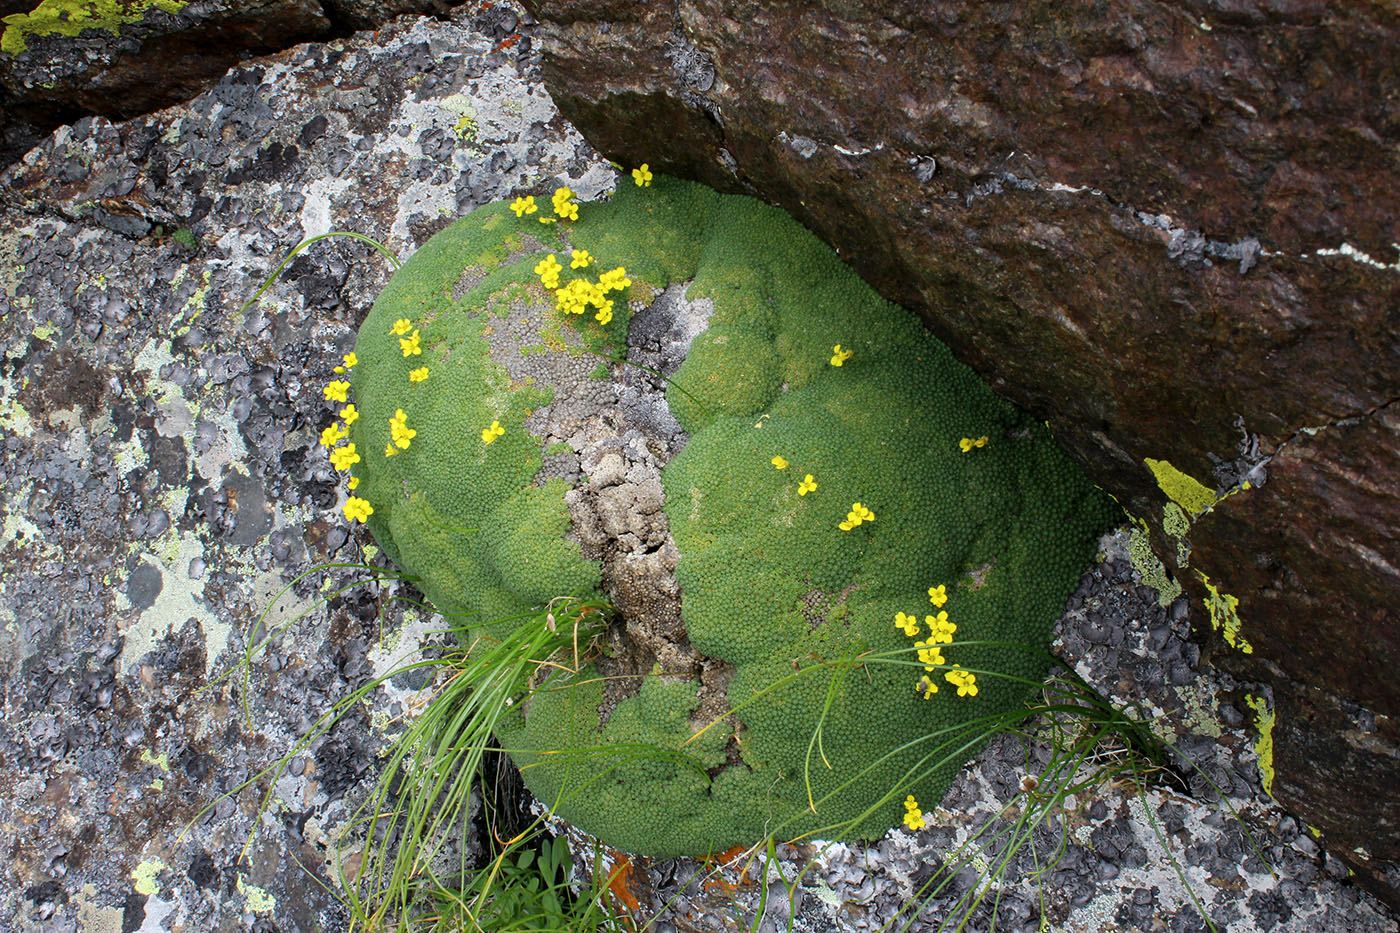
[352, 176, 1119, 857]
[348, 204, 599, 629]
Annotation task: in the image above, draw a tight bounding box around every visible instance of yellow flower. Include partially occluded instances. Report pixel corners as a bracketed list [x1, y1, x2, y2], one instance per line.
[482, 420, 506, 444]
[916, 639, 945, 670]
[927, 610, 956, 644]
[384, 443, 398, 457]
[335, 351, 359, 373]
[918, 675, 938, 699]
[538, 215, 558, 225]
[323, 381, 350, 403]
[839, 502, 875, 530]
[348, 475, 360, 490]
[598, 267, 631, 293]
[771, 455, 789, 470]
[409, 367, 429, 382]
[510, 195, 538, 217]
[798, 474, 817, 496]
[895, 611, 920, 637]
[330, 443, 361, 471]
[399, 329, 422, 357]
[595, 304, 613, 326]
[552, 187, 578, 220]
[390, 318, 413, 336]
[343, 495, 373, 523]
[959, 435, 990, 452]
[632, 163, 653, 187]
[946, 667, 978, 697]
[339, 404, 359, 425]
[534, 254, 563, 283]
[570, 249, 593, 269]
[320, 422, 348, 448]
[902, 796, 927, 830]
[927, 584, 947, 608]
[830, 344, 854, 366]
[390, 409, 416, 449]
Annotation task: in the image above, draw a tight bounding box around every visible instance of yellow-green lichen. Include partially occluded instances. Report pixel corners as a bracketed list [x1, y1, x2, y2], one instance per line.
[1145, 457, 1219, 516]
[2, 0, 188, 55]
[1244, 693, 1275, 795]
[1197, 570, 1253, 654]
[1162, 501, 1191, 567]
[1128, 522, 1180, 607]
[130, 858, 166, 896]
[236, 874, 277, 913]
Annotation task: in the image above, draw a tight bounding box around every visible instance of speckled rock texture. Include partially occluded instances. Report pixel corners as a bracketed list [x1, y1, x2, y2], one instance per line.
[0, 2, 1396, 931]
[0, 5, 613, 929]
[517, 0, 1400, 907]
[0, 0, 469, 166]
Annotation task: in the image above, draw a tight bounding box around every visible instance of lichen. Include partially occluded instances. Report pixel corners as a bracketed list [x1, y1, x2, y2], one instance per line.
[130, 858, 166, 896]
[1244, 693, 1275, 795]
[1, 0, 189, 55]
[236, 874, 277, 914]
[1127, 522, 1181, 607]
[1144, 457, 1219, 516]
[1197, 570, 1253, 654]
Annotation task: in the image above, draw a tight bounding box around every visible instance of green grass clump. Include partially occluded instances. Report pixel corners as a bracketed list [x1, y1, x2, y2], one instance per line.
[347, 175, 1119, 857]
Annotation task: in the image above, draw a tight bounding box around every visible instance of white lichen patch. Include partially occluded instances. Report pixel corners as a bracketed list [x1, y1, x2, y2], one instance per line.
[71, 883, 123, 933]
[1313, 241, 1400, 273]
[117, 534, 226, 676]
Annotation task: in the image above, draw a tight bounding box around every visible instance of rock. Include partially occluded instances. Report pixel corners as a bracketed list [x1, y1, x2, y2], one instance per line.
[0, 0, 470, 166]
[519, 0, 1400, 907]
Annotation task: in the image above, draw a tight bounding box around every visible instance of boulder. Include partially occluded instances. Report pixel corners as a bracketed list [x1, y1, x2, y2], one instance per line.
[519, 0, 1400, 907]
[0, 0, 467, 165]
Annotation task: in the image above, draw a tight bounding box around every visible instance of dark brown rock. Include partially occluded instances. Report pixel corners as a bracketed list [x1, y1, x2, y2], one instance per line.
[520, 0, 1400, 907]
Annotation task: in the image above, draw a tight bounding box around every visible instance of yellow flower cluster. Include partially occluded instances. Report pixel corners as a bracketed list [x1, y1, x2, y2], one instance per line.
[946, 666, 978, 697]
[838, 502, 874, 531]
[390, 318, 413, 336]
[830, 344, 854, 366]
[321, 357, 371, 522]
[902, 795, 927, 831]
[409, 367, 429, 382]
[320, 422, 348, 448]
[387, 408, 415, 455]
[399, 329, 422, 357]
[510, 195, 538, 217]
[551, 186, 578, 221]
[482, 420, 505, 445]
[343, 496, 373, 523]
[534, 255, 629, 327]
[330, 443, 361, 471]
[959, 435, 989, 452]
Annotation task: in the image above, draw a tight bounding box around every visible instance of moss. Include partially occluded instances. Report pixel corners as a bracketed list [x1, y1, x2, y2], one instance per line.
[1243, 693, 1275, 795]
[2, 0, 188, 55]
[1196, 570, 1253, 654]
[352, 176, 1119, 856]
[1144, 457, 1218, 516]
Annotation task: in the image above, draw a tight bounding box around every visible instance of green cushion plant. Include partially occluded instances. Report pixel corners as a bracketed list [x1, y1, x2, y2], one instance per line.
[330, 172, 1118, 858]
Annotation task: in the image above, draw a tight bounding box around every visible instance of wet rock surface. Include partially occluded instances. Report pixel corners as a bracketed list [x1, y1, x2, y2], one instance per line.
[0, 3, 1394, 931]
[518, 0, 1400, 904]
